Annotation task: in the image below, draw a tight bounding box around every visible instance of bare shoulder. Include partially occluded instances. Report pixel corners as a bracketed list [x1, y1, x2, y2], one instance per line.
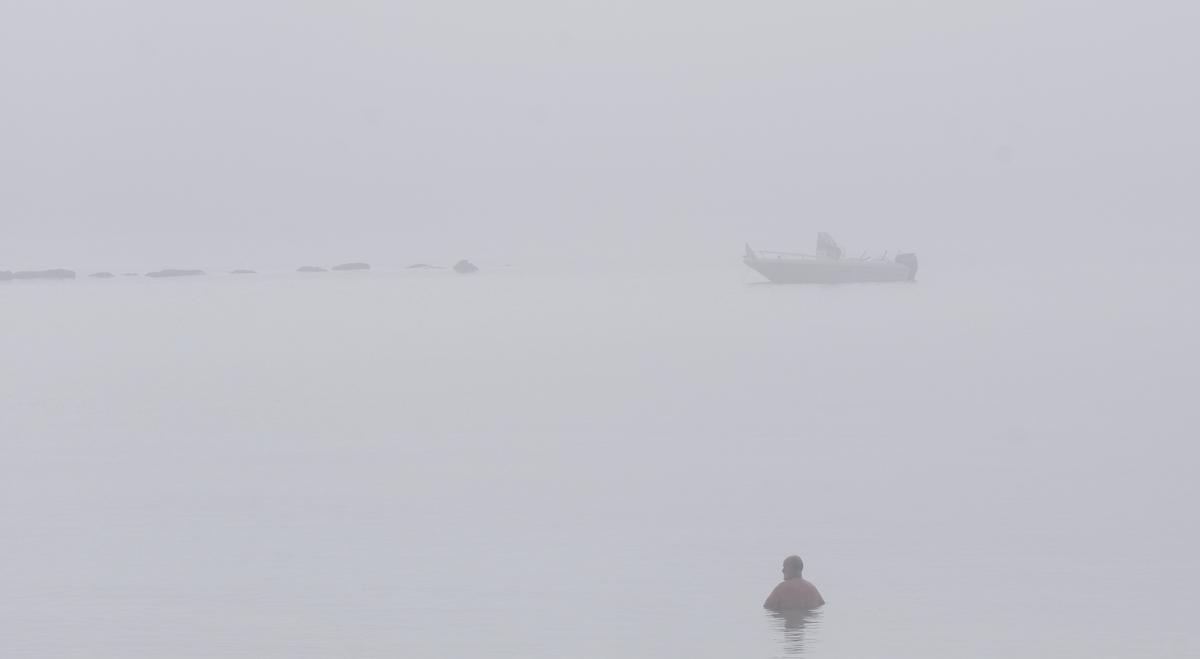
[767, 578, 825, 610]
[763, 581, 787, 609]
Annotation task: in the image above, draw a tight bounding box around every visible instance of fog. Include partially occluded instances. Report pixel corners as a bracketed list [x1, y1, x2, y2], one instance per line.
[4, 1, 1198, 267]
[2, 2, 1198, 658]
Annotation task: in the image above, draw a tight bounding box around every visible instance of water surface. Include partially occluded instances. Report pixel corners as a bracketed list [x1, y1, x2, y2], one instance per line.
[2, 264, 1195, 658]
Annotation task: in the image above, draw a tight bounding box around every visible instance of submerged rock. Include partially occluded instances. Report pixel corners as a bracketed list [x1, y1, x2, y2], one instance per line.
[453, 259, 479, 274]
[297, 266, 326, 273]
[90, 272, 116, 279]
[146, 269, 205, 278]
[13, 269, 76, 280]
[332, 262, 370, 271]
[230, 269, 257, 275]
[407, 263, 444, 270]
[123, 273, 140, 277]
[0, 271, 11, 281]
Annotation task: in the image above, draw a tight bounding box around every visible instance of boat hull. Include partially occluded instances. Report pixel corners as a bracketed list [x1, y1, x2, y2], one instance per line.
[745, 257, 914, 284]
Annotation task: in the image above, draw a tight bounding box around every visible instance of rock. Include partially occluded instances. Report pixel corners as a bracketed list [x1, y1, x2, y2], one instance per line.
[453, 259, 479, 274]
[297, 266, 326, 273]
[332, 262, 370, 271]
[90, 272, 116, 279]
[13, 269, 76, 280]
[407, 263, 444, 269]
[230, 269, 257, 275]
[145, 269, 205, 278]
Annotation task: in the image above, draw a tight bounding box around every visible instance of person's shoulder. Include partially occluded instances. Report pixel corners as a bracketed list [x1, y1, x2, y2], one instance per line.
[800, 579, 825, 605]
[763, 581, 788, 609]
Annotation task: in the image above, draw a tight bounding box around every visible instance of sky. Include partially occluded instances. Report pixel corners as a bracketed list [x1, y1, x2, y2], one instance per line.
[2, 1, 1197, 269]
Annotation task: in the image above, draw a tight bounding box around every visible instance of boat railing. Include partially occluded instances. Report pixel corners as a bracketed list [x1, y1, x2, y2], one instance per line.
[753, 250, 818, 259]
[746, 245, 890, 262]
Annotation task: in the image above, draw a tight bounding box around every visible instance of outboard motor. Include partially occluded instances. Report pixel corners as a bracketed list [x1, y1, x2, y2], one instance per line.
[895, 253, 919, 281]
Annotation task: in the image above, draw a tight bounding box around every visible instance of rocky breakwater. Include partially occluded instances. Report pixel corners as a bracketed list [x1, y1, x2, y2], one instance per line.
[1, 269, 77, 281]
[146, 269, 206, 278]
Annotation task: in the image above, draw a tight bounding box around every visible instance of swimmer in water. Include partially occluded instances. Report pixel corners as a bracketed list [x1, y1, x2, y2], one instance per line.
[763, 555, 825, 611]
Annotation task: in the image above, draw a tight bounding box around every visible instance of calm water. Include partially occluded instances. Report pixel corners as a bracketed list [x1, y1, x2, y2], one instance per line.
[2, 264, 1196, 658]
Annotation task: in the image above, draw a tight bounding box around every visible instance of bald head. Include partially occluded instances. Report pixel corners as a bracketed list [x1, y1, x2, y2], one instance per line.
[782, 555, 804, 579]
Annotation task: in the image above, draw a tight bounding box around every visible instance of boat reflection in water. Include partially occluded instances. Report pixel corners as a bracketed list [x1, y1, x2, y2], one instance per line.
[766, 608, 824, 656]
[744, 233, 918, 284]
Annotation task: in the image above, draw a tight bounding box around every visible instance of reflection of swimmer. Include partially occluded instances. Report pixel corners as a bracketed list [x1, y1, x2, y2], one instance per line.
[763, 555, 825, 611]
[767, 607, 822, 656]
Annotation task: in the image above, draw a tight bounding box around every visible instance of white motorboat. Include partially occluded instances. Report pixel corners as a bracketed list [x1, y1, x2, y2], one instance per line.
[743, 233, 918, 284]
